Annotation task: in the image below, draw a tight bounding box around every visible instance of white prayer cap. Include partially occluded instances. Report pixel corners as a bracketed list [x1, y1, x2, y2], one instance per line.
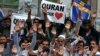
[58, 35, 66, 39]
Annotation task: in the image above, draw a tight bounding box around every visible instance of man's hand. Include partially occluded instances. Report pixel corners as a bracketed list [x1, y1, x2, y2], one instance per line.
[15, 25, 21, 32]
[92, 9, 97, 18]
[11, 45, 17, 54]
[65, 23, 71, 30]
[42, 7, 47, 14]
[38, 44, 43, 53]
[6, 10, 13, 17]
[32, 24, 38, 32]
[78, 50, 84, 55]
[77, 36, 83, 41]
[45, 20, 51, 28]
[38, 24, 42, 29]
[26, 7, 31, 13]
[90, 45, 98, 56]
[92, 13, 97, 18]
[51, 29, 56, 35]
[0, 44, 4, 53]
[38, 28, 45, 36]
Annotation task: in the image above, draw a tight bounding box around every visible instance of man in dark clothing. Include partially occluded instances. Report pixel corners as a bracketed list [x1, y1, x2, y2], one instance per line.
[79, 20, 100, 45]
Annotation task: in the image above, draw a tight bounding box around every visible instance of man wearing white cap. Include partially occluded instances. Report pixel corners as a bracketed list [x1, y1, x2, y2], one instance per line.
[57, 35, 66, 47]
[50, 34, 65, 56]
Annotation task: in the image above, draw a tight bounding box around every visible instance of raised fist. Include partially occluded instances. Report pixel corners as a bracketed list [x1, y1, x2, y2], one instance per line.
[11, 45, 18, 54]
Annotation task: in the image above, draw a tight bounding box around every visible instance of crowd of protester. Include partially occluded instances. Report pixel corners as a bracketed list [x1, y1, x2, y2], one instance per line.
[0, 0, 100, 56]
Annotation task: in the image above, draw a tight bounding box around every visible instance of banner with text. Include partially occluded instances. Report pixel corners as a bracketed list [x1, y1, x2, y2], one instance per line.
[10, 13, 35, 35]
[41, 0, 66, 24]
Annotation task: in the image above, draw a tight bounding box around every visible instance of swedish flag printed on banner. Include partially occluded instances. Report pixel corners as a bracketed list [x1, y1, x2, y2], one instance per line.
[71, 0, 91, 23]
[82, 3, 91, 21]
[70, 5, 79, 23]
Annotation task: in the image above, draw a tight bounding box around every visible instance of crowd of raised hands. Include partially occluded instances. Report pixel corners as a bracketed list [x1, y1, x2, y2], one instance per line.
[0, 2, 100, 56]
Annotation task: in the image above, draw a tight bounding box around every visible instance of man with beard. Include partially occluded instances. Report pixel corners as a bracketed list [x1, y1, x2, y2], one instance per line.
[79, 20, 100, 45]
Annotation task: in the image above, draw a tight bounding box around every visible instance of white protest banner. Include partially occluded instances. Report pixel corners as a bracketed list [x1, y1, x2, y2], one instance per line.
[60, 0, 72, 17]
[97, 0, 100, 18]
[10, 13, 35, 34]
[41, 0, 66, 24]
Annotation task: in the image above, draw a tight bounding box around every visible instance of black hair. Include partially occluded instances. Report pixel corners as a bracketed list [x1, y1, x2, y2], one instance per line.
[0, 34, 8, 48]
[77, 41, 85, 46]
[82, 20, 91, 27]
[42, 39, 50, 45]
[64, 17, 74, 29]
[50, 24, 57, 32]
[64, 17, 72, 24]
[33, 18, 40, 23]
[19, 36, 31, 46]
[90, 39, 99, 45]
[0, 34, 7, 38]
